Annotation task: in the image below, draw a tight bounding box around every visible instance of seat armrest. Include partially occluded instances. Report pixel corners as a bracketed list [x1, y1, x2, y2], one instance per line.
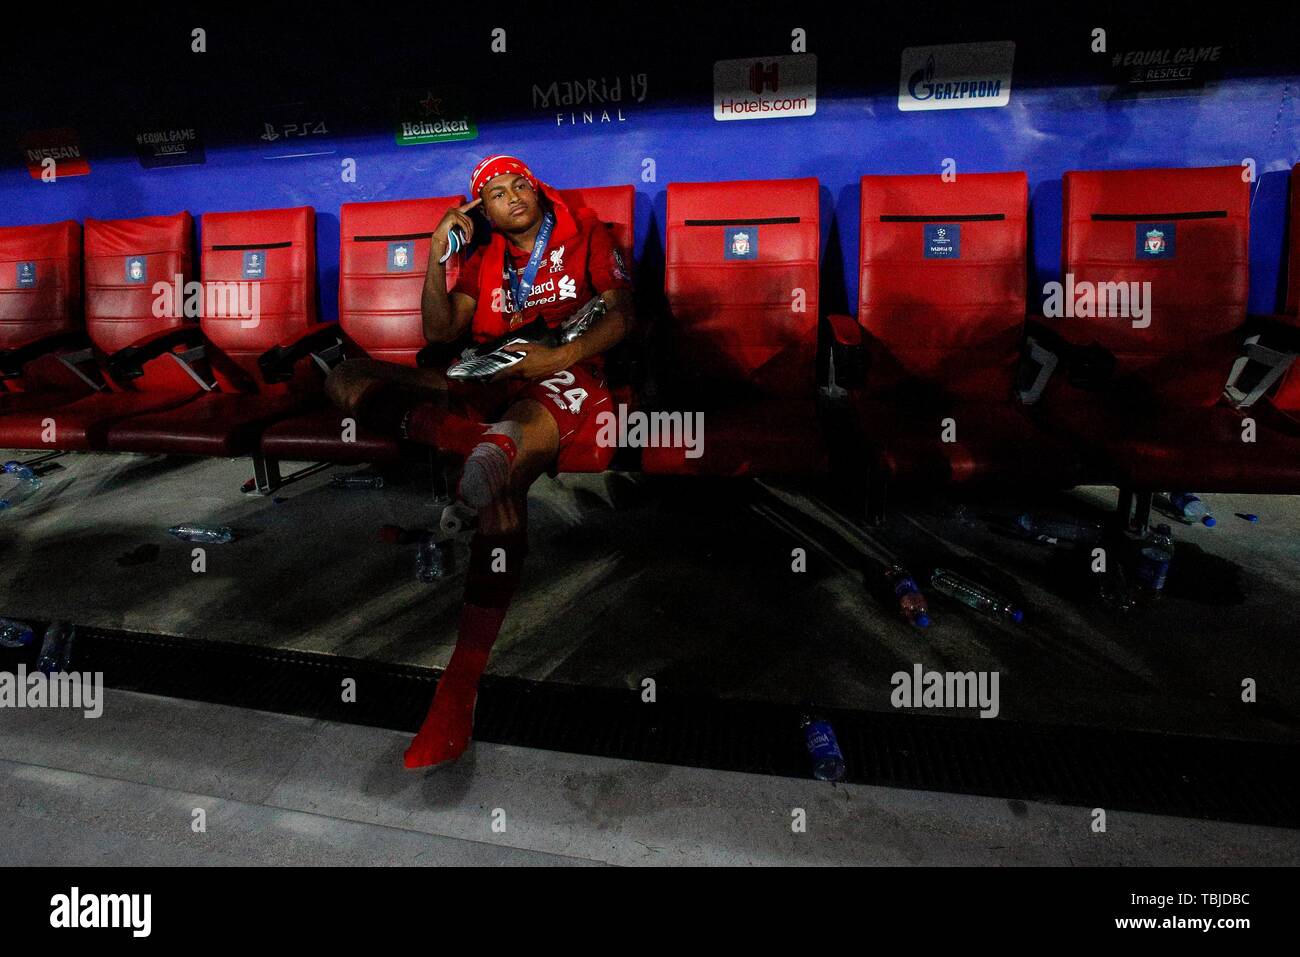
[826, 314, 867, 390]
[1244, 312, 1300, 353]
[0, 330, 91, 376]
[107, 325, 205, 380]
[55, 348, 108, 392]
[258, 324, 346, 383]
[827, 313, 862, 347]
[416, 338, 470, 370]
[1224, 314, 1300, 409]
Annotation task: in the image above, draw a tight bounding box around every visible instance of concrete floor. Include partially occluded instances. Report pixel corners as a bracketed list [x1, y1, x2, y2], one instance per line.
[2, 449, 1298, 865]
[3, 688, 1297, 866]
[1, 450, 1296, 741]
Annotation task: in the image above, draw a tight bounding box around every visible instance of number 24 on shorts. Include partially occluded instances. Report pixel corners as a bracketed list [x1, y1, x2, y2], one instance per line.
[539, 370, 587, 413]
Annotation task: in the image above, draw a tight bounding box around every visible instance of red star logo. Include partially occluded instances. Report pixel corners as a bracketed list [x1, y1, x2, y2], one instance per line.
[419, 92, 443, 115]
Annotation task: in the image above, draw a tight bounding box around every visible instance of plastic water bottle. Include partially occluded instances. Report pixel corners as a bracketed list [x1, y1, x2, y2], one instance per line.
[1015, 513, 1102, 544]
[799, 707, 846, 782]
[36, 621, 75, 675]
[167, 524, 235, 544]
[416, 532, 454, 582]
[1134, 523, 1174, 592]
[0, 617, 36, 649]
[332, 473, 385, 489]
[0, 462, 43, 511]
[1167, 492, 1215, 527]
[930, 568, 1024, 623]
[884, 563, 930, 627]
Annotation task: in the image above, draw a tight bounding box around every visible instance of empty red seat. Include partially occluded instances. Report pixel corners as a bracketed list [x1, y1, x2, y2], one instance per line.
[0, 220, 94, 415]
[259, 194, 466, 465]
[643, 177, 824, 475]
[0, 213, 202, 450]
[1252, 161, 1300, 431]
[838, 171, 1089, 490]
[104, 206, 321, 456]
[1034, 165, 1300, 492]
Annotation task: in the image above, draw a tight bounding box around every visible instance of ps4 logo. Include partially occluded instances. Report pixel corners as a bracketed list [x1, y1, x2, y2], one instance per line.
[259, 120, 329, 142]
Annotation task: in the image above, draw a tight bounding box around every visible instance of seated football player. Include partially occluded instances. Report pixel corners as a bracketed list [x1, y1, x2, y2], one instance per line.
[323, 154, 635, 769]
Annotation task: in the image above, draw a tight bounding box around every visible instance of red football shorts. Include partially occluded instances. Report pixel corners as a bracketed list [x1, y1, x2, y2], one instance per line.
[446, 359, 615, 473]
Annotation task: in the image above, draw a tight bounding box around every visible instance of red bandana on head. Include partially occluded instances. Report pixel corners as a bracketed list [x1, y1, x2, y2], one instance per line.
[464, 154, 597, 337]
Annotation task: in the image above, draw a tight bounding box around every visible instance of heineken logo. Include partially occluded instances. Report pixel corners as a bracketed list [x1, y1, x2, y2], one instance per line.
[394, 88, 477, 146]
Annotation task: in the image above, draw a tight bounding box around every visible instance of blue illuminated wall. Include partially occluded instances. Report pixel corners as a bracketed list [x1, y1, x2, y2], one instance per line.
[2, 21, 1297, 322]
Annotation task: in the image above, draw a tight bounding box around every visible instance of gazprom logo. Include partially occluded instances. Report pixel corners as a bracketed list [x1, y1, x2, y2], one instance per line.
[899, 42, 1015, 111]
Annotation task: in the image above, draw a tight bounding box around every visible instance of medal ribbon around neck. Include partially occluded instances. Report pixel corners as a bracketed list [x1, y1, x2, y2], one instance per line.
[505, 210, 556, 316]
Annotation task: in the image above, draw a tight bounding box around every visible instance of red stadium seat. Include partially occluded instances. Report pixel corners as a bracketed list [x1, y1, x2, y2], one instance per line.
[259, 186, 637, 472]
[258, 196, 465, 466]
[0, 213, 203, 451]
[1253, 162, 1300, 428]
[0, 220, 95, 415]
[1032, 165, 1300, 492]
[643, 177, 825, 475]
[103, 206, 322, 457]
[837, 171, 1090, 491]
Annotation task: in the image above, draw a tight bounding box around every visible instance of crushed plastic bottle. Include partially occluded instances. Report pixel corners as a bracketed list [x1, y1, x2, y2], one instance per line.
[1160, 492, 1215, 527]
[799, 705, 846, 782]
[1014, 512, 1102, 545]
[331, 473, 385, 489]
[0, 461, 43, 511]
[0, 617, 36, 649]
[439, 501, 477, 536]
[415, 532, 455, 582]
[884, 563, 930, 627]
[36, 621, 75, 675]
[1097, 562, 1136, 614]
[930, 568, 1024, 623]
[167, 524, 235, 544]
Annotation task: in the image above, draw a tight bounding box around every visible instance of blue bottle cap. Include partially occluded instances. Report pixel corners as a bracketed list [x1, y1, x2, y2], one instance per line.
[1011, 608, 1025, 623]
[1201, 516, 1215, 527]
[915, 613, 931, 628]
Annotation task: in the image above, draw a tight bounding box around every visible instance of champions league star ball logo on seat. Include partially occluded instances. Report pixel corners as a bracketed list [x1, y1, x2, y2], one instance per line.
[16, 262, 36, 288]
[242, 251, 267, 280]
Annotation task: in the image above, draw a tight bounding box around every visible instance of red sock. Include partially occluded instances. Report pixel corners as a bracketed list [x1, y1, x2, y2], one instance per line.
[403, 530, 528, 769]
[403, 604, 506, 768]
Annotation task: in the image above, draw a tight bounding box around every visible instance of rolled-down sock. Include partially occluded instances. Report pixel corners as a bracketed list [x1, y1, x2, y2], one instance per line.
[457, 422, 523, 509]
